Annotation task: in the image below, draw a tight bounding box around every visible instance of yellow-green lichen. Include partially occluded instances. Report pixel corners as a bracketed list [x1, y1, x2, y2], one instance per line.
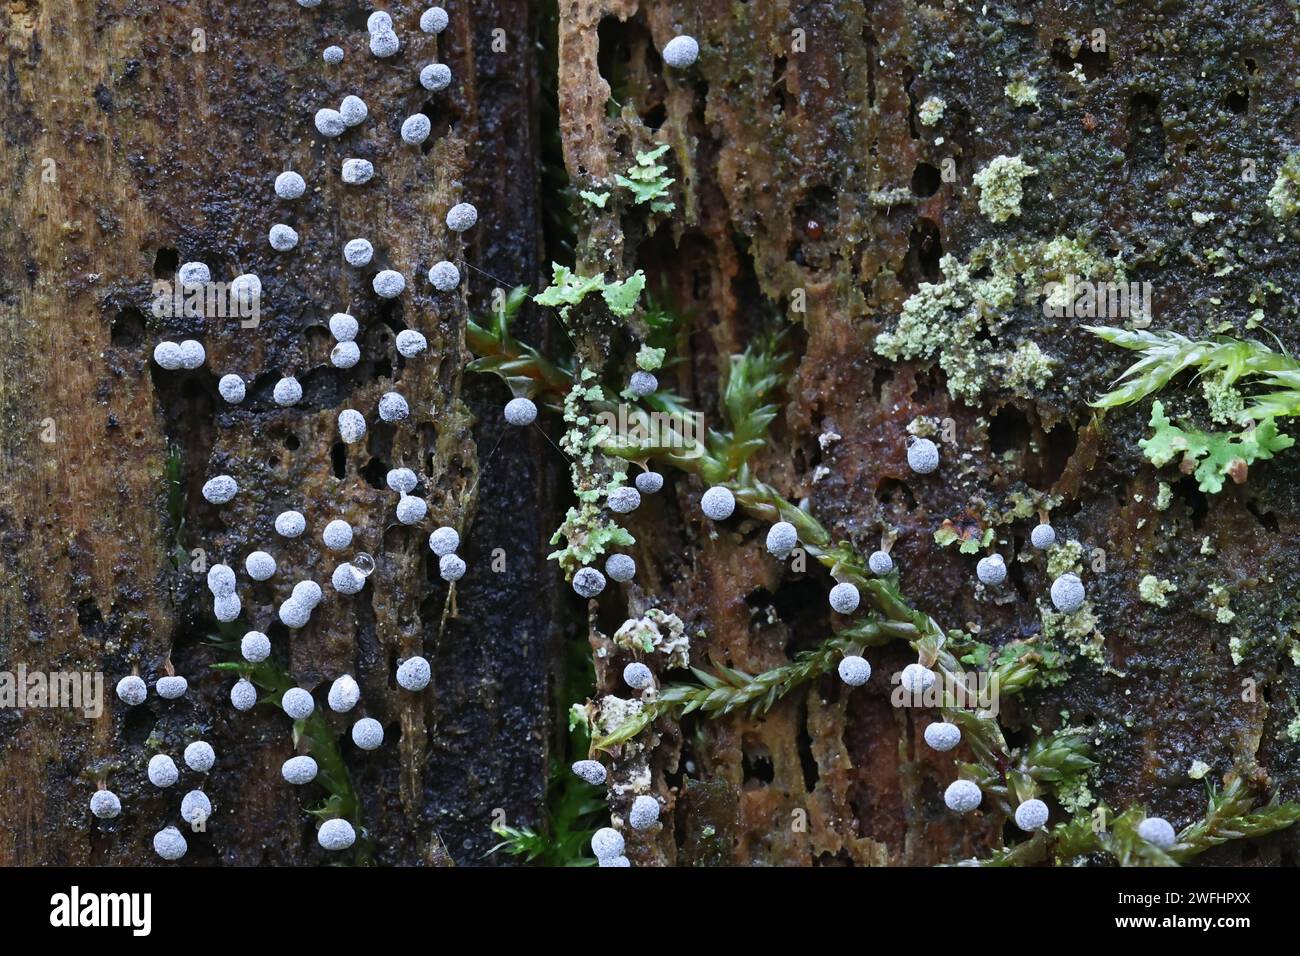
[973, 154, 1037, 223]
[1139, 574, 1177, 607]
[1004, 78, 1039, 107]
[1003, 340, 1057, 393]
[1047, 539, 1085, 578]
[917, 95, 946, 125]
[1156, 481, 1172, 511]
[1267, 152, 1300, 221]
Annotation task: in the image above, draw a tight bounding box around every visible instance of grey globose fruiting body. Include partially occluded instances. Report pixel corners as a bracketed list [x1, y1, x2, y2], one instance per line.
[177, 340, 206, 369]
[323, 45, 344, 64]
[275, 510, 306, 538]
[766, 521, 798, 557]
[605, 553, 635, 582]
[342, 158, 375, 185]
[635, 471, 663, 494]
[700, 486, 735, 520]
[339, 95, 368, 126]
[338, 409, 367, 443]
[332, 342, 361, 368]
[366, 11, 392, 32]
[591, 827, 624, 860]
[420, 63, 452, 91]
[202, 475, 238, 504]
[504, 397, 537, 426]
[318, 818, 356, 850]
[1137, 816, 1177, 849]
[396, 329, 428, 357]
[428, 261, 460, 290]
[445, 202, 478, 232]
[282, 687, 315, 720]
[599, 855, 631, 868]
[379, 392, 410, 423]
[628, 370, 658, 396]
[279, 598, 312, 629]
[231, 678, 257, 711]
[623, 662, 654, 690]
[292, 580, 323, 608]
[439, 553, 467, 582]
[369, 30, 399, 58]
[389, 468, 419, 495]
[428, 526, 459, 556]
[241, 630, 271, 662]
[90, 790, 121, 819]
[352, 717, 384, 750]
[607, 486, 641, 514]
[269, 223, 299, 250]
[907, 437, 940, 474]
[184, 741, 216, 772]
[328, 675, 361, 713]
[829, 582, 860, 614]
[330, 312, 359, 342]
[944, 779, 982, 813]
[273, 376, 303, 406]
[420, 6, 448, 32]
[344, 238, 374, 266]
[976, 554, 1007, 586]
[332, 562, 365, 594]
[157, 676, 188, 699]
[153, 341, 183, 369]
[1051, 573, 1086, 613]
[181, 790, 212, 826]
[218, 374, 246, 404]
[572, 567, 606, 598]
[282, 755, 319, 785]
[396, 656, 432, 691]
[372, 269, 405, 298]
[314, 108, 345, 137]
[116, 675, 147, 705]
[323, 519, 353, 551]
[1031, 522, 1056, 550]
[207, 563, 236, 597]
[246, 551, 277, 580]
[900, 663, 936, 694]
[401, 113, 432, 144]
[837, 655, 871, 686]
[153, 827, 188, 861]
[628, 795, 660, 831]
[572, 760, 606, 785]
[177, 261, 210, 285]
[213, 593, 241, 623]
[275, 171, 306, 199]
[1015, 798, 1050, 832]
[924, 721, 961, 752]
[662, 35, 700, 68]
[148, 754, 179, 788]
[869, 550, 894, 575]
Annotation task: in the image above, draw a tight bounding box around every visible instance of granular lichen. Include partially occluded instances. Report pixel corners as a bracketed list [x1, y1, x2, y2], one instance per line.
[1139, 575, 1177, 607]
[1004, 79, 1039, 108]
[1267, 152, 1300, 220]
[1002, 340, 1057, 394]
[612, 609, 690, 669]
[972, 154, 1037, 223]
[917, 95, 945, 125]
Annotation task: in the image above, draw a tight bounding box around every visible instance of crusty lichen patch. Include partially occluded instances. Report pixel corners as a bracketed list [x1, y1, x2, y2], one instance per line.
[917, 95, 946, 125]
[613, 608, 690, 668]
[1139, 574, 1177, 607]
[1267, 153, 1300, 220]
[973, 154, 1037, 222]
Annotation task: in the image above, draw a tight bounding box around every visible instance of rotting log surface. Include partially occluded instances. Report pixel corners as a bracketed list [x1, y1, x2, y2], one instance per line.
[2, 0, 1300, 867]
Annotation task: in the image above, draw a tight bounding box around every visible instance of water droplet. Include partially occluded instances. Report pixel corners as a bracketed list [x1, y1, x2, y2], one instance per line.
[353, 552, 375, 576]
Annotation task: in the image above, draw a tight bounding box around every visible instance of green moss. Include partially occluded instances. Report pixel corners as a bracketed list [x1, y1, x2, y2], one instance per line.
[973, 154, 1037, 223]
[1139, 574, 1177, 607]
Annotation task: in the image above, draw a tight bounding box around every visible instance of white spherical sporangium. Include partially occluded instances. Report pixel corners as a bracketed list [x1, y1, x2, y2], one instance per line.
[1138, 816, 1177, 849]
[661, 35, 700, 68]
[246, 550, 277, 581]
[572, 567, 605, 599]
[218, 374, 246, 404]
[420, 63, 452, 91]
[369, 29, 399, 58]
[401, 113, 432, 145]
[241, 630, 271, 663]
[629, 795, 660, 831]
[275, 510, 306, 538]
[600, 855, 631, 868]
[591, 827, 624, 860]
[273, 376, 303, 407]
[924, 721, 962, 752]
[323, 519, 353, 551]
[572, 760, 607, 785]
[388, 467, 419, 495]
[439, 553, 467, 582]
[282, 687, 315, 720]
[395, 495, 427, 524]
[1051, 573, 1086, 613]
[148, 754, 179, 788]
[184, 741, 216, 772]
[329, 312, 359, 342]
[278, 598, 312, 629]
[504, 397, 537, 426]
[323, 45, 344, 64]
[314, 108, 346, 137]
[869, 550, 894, 575]
[366, 11, 392, 33]
[1031, 522, 1057, 550]
[628, 370, 658, 396]
[766, 521, 798, 557]
[829, 582, 860, 614]
[153, 826, 188, 861]
[1015, 798, 1050, 832]
[700, 486, 735, 521]
[318, 818, 356, 850]
[607, 486, 641, 514]
[332, 342, 361, 368]
[635, 471, 663, 494]
[344, 238, 374, 267]
[420, 6, 449, 33]
[352, 717, 384, 750]
[91, 790, 122, 819]
[900, 663, 935, 694]
[207, 563, 236, 597]
[976, 554, 1007, 586]
[397, 656, 431, 691]
[907, 437, 940, 474]
[378, 391, 410, 422]
[395, 329, 427, 357]
[178, 340, 206, 369]
[153, 341, 183, 370]
[428, 261, 460, 291]
[269, 224, 299, 251]
[328, 675, 361, 713]
[116, 675, 147, 706]
[202, 475, 238, 504]
[231, 678, 257, 711]
[292, 580, 323, 609]
[213, 593, 241, 623]
[332, 563, 366, 595]
[338, 409, 367, 443]
[944, 779, 982, 813]
[275, 171, 306, 199]
[372, 269, 405, 298]
[837, 655, 871, 686]
[177, 261, 210, 286]
[605, 553, 636, 582]
[181, 789, 212, 826]
[342, 158, 375, 185]
[339, 95, 368, 126]
[428, 526, 459, 556]
[446, 202, 478, 232]
[157, 675, 188, 699]
[623, 662, 653, 690]
[230, 272, 261, 308]
[282, 755, 319, 785]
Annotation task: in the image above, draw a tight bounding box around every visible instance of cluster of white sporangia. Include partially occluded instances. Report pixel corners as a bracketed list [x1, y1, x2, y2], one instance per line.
[691, 433, 1112, 840]
[129, 4, 472, 860]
